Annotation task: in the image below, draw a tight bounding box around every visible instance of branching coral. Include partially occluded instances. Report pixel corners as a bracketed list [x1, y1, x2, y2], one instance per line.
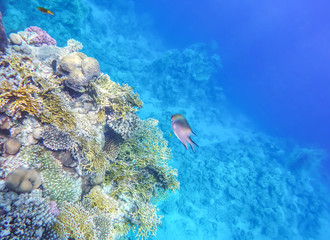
[54, 197, 121, 240]
[81, 138, 109, 174]
[53, 201, 96, 240]
[0, 189, 57, 240]
[39, 90, 76, 130]
[0, 54, 34, 82]
[85, 186, 118, 215]
[118, 119, 179, 195]
[0, 54, 67, 121]
[105, 119, 179, 239]
[107, 111, 141, 140]
[90, 73, 143, 120]
[0, 79, 43, 118]
[132, 202, 162, 240]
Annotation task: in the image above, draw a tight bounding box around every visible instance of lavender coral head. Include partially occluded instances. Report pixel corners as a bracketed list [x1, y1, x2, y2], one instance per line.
[49, 201, 59, 217]
[25, 26, 56, 47]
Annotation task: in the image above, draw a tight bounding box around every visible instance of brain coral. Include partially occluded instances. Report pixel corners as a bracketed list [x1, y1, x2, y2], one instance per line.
[5, 167, 41, 193]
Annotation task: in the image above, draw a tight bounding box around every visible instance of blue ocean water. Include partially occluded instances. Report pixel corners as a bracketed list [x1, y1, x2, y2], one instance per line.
[1, 0, 330, 239]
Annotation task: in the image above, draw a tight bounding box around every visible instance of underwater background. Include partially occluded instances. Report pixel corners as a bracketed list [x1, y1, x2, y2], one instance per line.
[1, 0, 330, 239]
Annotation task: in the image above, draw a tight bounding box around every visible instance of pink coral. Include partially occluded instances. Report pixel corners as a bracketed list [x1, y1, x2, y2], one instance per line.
[25, 26, 56, 47]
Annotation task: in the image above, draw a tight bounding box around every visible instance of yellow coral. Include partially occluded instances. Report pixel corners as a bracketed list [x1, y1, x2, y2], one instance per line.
[0, 80, 43, 118]
[85, 186, 118, 214]
[90, 74, 143, 120]
[0, 54, 34, 82]
[132, 202, 162, 240]
[53, 201, 96, 240]
[81, 138, 108, 174]
[39, 91, 76, 130]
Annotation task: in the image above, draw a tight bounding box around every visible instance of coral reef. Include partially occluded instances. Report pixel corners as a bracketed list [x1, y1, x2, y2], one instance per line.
[146, 43, 222, 106]
[0, 26, 179, 240]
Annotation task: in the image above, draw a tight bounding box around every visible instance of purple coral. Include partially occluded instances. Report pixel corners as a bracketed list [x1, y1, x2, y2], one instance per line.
[25, 26, 56, 47]
[49, 201, 60, 217]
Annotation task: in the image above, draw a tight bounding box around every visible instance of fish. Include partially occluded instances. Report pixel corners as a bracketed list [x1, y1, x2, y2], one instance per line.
[51, 59, 57, 72]
[37, 7, 54, 15]
[171, 114, 198, 151]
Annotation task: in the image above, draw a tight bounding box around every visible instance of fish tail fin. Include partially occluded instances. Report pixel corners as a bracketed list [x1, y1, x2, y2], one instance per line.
[189, 138, 199, 152]
[192, 131, 197, 136]
[181, 141, 189, 150]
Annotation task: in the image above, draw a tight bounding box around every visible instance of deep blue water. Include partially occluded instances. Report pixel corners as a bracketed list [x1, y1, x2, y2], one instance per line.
[2, 0, 330, 239]
[135, 0, 330, 178]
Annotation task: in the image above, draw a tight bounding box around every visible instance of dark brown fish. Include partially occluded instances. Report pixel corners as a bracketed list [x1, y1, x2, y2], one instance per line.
[171, 114, 198, 151]
[37, 7, 54, 15]
[51, 59, 57, 72]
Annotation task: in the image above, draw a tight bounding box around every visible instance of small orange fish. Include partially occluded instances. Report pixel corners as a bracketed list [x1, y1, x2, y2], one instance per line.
[37, 7, 54, 15]
[171, 114, 198, 152]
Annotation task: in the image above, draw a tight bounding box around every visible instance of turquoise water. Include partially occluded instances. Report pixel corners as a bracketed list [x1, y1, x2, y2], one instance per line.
[1, 0, 330, 239]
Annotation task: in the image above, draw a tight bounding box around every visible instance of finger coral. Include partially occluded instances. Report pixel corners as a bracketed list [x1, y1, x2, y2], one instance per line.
[53, 201, 96, 240]
[39, 90, 76, 130]
[105, 119, 179, 239]
[132, 202, 162, 240]
[0, 189, 57, 239]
